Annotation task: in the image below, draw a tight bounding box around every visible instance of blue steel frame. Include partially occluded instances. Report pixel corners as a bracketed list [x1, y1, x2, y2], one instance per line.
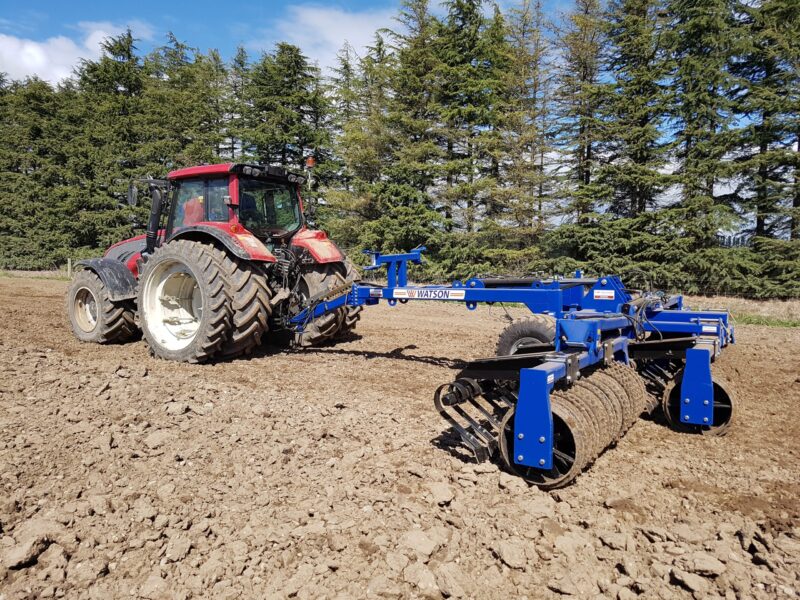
[290, 249, 734, 471]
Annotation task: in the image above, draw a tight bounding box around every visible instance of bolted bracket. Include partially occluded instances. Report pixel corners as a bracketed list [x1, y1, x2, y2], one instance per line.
[679, 347, 715, 425]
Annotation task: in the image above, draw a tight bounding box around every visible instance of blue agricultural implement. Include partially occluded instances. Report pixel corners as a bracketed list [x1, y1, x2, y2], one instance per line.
[291, 247, 736, 489]
[66, 163, 735, 489]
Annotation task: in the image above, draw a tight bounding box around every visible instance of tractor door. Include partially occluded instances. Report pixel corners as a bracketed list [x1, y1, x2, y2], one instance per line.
[167, 177, 231, 235]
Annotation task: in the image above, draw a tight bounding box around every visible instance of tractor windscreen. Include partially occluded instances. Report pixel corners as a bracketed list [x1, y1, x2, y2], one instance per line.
[238, 178, 302, 237]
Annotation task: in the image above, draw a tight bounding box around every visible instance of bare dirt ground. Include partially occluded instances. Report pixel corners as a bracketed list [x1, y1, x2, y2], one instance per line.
[0, 276, 798, 600]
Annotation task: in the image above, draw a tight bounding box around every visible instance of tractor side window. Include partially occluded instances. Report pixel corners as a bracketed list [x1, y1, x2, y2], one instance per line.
[207, 179, 229, 222]
[271, 187, 299, 230]
[174, 179, 205, 229]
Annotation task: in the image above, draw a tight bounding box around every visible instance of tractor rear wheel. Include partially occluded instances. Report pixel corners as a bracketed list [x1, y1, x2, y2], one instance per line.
[212, 251, 273, 359]
[137, 240, 231, 363]
[496, 315, 557, 356]
[66, 269, 137, 344]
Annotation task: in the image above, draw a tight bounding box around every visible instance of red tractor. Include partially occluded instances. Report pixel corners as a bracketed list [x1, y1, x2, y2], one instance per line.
[65, 163, 361, 362]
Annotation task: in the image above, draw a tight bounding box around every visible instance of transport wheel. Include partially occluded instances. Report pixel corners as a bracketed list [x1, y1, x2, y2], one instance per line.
[66, 269, 137, 343]
[496, 315, 556, 356]
[295, 264, 347, 347]
[498, 393, 588, 490]
[661, 371, 736, 436]
[138, 240, 231, 363]
[212, 251, 273, 359]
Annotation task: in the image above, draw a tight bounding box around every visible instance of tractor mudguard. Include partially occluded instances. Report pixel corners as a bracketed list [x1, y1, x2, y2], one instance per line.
[291, 229, 344, 264]
[77, 258, 138, 301]
[168, 224, 276, 263]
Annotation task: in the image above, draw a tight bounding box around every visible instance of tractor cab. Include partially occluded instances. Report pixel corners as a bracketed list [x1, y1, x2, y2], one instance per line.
[167, 163, 307, 246]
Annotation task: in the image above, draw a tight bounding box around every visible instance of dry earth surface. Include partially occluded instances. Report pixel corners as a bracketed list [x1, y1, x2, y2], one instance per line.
[0, 276, 798, 599]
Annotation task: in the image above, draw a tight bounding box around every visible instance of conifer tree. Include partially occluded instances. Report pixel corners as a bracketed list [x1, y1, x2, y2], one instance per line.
[727, 0, 800, 237]
[227, 47, 251, 158]
[667, 0, 736, 238]
[244, 43, 329, 169]
[553, 0, 606, 222]
[506, 0, 556, 235]
[600, 0, 672, 217]
[386, 0, 442, 196]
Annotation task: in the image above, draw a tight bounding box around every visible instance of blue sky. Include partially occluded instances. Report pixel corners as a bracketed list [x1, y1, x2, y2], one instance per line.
[0, 0, 404, 82]
[0, 0, 571, 83]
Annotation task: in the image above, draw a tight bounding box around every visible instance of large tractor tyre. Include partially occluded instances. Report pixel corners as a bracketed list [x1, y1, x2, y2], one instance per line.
[66, 269, 138, 344]
[212, 250, 273, 359]
[496, 314, 557, 356]
[295, 264, 348, 347]
[137, 240, 232, 363]
[333, 258, 363, 337]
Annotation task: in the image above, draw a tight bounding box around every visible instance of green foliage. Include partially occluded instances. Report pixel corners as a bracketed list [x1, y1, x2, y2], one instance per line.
[0, 3, 798, 300]
[734, 314, 800, 328]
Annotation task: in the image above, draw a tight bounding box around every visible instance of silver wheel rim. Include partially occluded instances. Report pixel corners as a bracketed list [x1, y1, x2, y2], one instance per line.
[73, 287, 98, 332]
[143, 259, 202, 351]
[510, 337, 544, 355]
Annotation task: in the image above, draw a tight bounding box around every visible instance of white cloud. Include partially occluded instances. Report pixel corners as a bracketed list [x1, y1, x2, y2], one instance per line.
[249, 5, 396, 72]
[0, 19, 154, 84]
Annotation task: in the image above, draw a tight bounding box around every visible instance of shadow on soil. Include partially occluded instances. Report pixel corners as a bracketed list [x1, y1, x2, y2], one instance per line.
[290, 343, 470, 369]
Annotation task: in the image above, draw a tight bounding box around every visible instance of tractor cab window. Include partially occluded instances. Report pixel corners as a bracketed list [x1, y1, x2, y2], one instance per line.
[172, 178, 230, 229]
[238, 177, 301, 237]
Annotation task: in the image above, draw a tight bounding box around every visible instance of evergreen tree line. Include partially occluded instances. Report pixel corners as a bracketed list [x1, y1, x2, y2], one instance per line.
[0, 0, 798, 298]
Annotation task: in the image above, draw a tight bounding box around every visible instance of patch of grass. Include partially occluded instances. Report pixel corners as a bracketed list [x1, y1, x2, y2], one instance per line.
[734, 313, 800, 328]
[0, 270, 70, 281]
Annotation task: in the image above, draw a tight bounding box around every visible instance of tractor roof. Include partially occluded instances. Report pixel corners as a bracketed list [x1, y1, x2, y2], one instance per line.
[168, 163, 304, 183]
[168, 163, 233, 179]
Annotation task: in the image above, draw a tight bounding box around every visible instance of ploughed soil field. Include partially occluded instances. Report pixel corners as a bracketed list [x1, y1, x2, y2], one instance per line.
[0, 275, 798, 600]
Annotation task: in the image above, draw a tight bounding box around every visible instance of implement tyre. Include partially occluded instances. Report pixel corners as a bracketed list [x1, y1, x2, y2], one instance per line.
[138, 240, 231, 363]
[496, 315, 556, 356]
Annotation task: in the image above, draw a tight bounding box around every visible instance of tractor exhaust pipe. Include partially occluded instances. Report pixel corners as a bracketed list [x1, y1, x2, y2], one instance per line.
[144, 186, 163, 257]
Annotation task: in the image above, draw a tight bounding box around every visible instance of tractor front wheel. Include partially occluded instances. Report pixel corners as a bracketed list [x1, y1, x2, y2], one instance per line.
[333, 258, 363, 338]
[294, 264, 347, 347]
[137, 240, 231, 363]
[66, 270, 137, 344]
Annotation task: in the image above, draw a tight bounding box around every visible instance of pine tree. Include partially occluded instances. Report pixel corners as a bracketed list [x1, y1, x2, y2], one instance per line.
[386, 0, 442, 196]
[727, 0, 800, 237]
[506, 0, 556, 236]
[600, 0, 672, 217]
[244, 43, 329, 169]
[553, 0, 607, 222]
[667, 0, 736, 236]
[226, 47, 250, 159]
[69, 31, 148, 251]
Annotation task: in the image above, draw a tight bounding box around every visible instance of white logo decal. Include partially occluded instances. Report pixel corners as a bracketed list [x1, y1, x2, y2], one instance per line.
[547, 374, 555, 384]
[701, 325, 717, 333]
[393, 288, 466, 300]
[593, 289, 615, 300]
[369, 288, 382, 298]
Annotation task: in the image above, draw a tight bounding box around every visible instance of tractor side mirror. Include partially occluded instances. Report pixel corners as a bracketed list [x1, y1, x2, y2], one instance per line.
[127, 183, 138, 207]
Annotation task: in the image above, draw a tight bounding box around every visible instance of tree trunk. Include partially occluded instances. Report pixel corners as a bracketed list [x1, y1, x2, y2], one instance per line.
[793, 132, 800, 239]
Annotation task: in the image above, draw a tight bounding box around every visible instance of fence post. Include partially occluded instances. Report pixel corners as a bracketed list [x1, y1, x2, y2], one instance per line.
[67, 258, 72, 278]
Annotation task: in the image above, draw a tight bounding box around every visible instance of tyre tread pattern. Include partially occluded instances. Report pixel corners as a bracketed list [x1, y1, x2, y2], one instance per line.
[66, 270, 137, 344]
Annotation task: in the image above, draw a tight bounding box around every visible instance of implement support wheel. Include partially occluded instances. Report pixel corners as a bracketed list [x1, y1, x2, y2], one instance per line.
[661, 371, 736, 436]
